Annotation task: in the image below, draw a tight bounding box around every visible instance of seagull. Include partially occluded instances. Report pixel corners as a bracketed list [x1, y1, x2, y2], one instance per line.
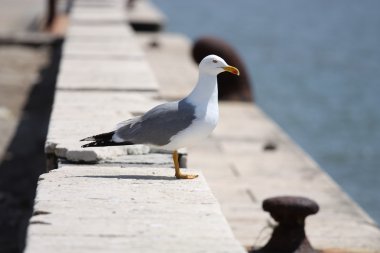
[80, 55, 240, 179]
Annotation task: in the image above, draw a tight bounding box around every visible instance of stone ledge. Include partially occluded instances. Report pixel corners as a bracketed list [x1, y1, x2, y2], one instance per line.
[26, 165, 246, 253]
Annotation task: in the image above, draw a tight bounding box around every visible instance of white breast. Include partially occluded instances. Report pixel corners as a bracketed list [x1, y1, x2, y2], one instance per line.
[161, 97, 219, 151]
[160, 71, 219, 151]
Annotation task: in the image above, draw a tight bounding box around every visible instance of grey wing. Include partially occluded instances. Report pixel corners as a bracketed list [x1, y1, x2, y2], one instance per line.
[114, 100, 195, 146]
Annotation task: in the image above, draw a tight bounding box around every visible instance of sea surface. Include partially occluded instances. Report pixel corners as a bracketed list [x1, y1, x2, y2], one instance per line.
[152, 0, 380, 223]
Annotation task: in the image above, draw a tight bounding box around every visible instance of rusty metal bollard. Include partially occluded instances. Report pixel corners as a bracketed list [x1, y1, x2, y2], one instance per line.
[251, 196, 319, 253]
[192, 36, 254, 102]
[126, 0, 137, 9]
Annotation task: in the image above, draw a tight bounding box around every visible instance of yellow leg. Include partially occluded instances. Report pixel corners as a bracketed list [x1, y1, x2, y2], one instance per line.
[172, 150, 198, 179]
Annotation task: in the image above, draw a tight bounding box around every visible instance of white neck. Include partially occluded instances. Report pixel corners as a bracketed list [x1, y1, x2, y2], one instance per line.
[184, 73, 218, 107]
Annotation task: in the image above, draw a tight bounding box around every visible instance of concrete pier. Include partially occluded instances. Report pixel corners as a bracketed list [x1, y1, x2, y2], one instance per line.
[27, 165, 244, 253]
[26, 0, 246, 252]
[24, 0, 380, 252]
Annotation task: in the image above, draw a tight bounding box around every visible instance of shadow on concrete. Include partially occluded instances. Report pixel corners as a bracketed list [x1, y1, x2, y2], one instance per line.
[0, 40, 62, 253]
[79, 174, 177, 181]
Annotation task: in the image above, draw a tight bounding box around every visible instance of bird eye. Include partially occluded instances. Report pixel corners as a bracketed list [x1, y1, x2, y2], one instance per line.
[212, 60, 217, 63]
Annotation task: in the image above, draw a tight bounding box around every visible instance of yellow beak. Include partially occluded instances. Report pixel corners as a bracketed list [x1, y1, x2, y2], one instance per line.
[223, 65, 240, 76]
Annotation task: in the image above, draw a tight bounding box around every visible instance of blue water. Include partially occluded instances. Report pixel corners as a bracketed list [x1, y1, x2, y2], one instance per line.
[152, 0, 380, 223]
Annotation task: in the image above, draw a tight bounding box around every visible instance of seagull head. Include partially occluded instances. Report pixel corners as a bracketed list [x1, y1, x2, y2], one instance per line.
[198, 55, 240, 76]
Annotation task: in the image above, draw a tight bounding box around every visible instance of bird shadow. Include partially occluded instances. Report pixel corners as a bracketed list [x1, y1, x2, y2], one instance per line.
[78, 175, 176, 181]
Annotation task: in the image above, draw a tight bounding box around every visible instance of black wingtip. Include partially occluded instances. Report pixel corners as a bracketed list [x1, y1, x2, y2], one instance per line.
[81, 140, 135, 148]
[80, 137, 94, 142]
[80, 131, 115, 142]
[81, 141, 98, 148]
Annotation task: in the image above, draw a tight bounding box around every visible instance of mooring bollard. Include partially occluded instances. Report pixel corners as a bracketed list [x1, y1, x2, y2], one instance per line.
[192, 36, 253, 102]
[251, 196, 319, 253]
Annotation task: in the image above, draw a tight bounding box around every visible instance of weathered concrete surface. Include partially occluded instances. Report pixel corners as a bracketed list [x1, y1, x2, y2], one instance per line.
[63, 21, 143, 59]
[57, 57, 157, 91]
[26, 165, 246, 253]
[58, 22, 159, 92]
[67, 0, 130, 36]
[63, 37, 144, 58]
[67, 23, 134, 39]
[70, 8, 127, 24]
